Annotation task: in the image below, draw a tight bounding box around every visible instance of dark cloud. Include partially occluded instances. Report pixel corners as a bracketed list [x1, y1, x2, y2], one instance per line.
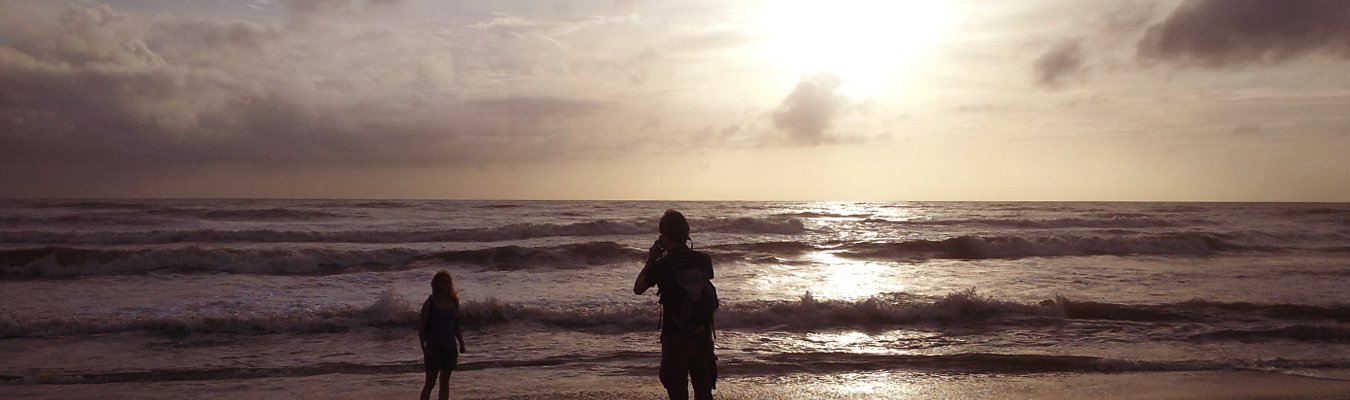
[1033, 39, 1086, 89]
[772, 74, 848, 145]
[466, 97, 603, 127]
[0, 4, 609, 175]
[1138, 0, 1350, 67]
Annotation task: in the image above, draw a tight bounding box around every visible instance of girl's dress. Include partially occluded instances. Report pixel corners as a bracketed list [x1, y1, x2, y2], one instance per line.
[423, 297, 460, 370]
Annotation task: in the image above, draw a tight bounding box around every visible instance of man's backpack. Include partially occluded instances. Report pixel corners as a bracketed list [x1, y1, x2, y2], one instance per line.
[667, 262, 719, 339]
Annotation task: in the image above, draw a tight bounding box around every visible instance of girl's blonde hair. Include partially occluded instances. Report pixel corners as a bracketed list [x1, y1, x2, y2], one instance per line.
[431, 270, 459, 303]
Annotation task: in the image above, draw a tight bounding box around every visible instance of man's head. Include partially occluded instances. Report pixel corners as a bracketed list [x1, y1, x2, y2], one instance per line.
[659, 209, 690, 244]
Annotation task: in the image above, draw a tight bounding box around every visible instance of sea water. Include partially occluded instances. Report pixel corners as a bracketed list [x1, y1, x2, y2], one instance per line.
[2, 200, 1349, 395]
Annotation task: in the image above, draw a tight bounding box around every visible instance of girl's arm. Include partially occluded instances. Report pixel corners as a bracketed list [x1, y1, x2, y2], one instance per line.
[418, 300, 430, 351]
[455, 303, 467, 353]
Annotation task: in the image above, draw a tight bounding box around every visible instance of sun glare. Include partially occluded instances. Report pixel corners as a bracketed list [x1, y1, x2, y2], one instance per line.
[808, 251, 904, 299]
[754, 1, 957, 99]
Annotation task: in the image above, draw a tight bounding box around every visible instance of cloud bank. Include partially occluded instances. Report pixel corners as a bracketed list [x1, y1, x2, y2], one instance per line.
[0, 2, 628, 177]
[1138, 0, 1350, 67]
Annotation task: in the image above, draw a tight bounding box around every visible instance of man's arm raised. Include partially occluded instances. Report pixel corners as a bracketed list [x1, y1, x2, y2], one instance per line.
[633, 263, 654, 295]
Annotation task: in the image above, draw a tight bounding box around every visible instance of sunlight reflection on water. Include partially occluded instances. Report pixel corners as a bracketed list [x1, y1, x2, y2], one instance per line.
[808, 251, 907, 300]
[795, 330, 949, 355]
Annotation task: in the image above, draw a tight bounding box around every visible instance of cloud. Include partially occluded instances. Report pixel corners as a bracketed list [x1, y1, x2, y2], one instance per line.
[148, 18, 281, 63]
[8, 5, 164, 69]
[1232, 125, 1262, 136]
[1099, 1, 1158, 34]
[1138, 0, 1350, 68]
[0, 1, 794, 198]
[0, 3, 617, 174]
[469, 14, 639, 37]
[468, 97, 601, 121]
[465, 97, 603, 132]
[1034, 39, 1086, 88]
[772, 74, 849, 145]
[284, 0, 404, 28]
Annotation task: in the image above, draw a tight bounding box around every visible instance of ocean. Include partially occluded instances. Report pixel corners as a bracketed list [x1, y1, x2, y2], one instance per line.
[2, 200, 1349, 398]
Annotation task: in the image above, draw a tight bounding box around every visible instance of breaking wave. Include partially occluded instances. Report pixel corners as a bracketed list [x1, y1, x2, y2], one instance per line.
[0, 217, 808, 245]
[0, 230, 1286, 278]
[430, 242, 643, 270]
[0, 222, 649, 245]
[898, 215, 1198, 229]
[0, 242, 646, 278]
[0, 247, 423, 278]
[834, 233, 1261, 260]
[701, 217, 807, 235]
[1189, 325, 1350, 343]
[9, 289, 1348, 345]
[711, 232, 1280, 262]
[1064, 298, 1350, 323]
[737, 352, 1350, 376]
[0, 287, 420, 339]
[0, 289, 1049, 338]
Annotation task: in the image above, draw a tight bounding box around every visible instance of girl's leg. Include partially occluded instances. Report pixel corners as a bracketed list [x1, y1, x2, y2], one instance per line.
[420, 369, 437, 400]
[437, 370, 452, 400]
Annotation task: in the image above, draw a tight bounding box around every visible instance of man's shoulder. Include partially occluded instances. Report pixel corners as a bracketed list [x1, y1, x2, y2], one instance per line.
[670, 248, 710, 260]
[668, 249, 713, 271]
[690, 250, 712, 265]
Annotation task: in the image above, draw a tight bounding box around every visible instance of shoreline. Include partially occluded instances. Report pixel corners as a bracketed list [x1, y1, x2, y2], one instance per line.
[6, 369, 1350, 399]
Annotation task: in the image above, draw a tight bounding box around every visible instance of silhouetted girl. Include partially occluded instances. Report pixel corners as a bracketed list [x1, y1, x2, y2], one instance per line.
[419, 270, 467, 400]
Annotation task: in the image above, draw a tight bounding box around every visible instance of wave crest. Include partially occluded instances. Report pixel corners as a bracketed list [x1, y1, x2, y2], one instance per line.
[6, 290, 1350, 343]
[0, 247, 421, 278]
[836, 233, 1252, 260]
[0, 242, 645, 278]
[0, 216, 809, 245]
[902, 216, 1194, 229]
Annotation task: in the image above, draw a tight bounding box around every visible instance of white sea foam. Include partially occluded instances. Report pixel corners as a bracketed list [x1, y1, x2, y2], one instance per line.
[8, 289, 1347, 342]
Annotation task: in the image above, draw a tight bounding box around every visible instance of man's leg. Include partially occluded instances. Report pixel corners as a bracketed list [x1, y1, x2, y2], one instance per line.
[688, 340, 716, 400]
[660, 337, 691, 400]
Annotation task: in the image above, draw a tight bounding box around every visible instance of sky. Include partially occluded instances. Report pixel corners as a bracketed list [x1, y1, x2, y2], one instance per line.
[1, 0, 1349, 201]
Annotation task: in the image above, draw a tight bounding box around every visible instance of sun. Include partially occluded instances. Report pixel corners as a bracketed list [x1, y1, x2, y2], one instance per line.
[753, 0, 957, 99]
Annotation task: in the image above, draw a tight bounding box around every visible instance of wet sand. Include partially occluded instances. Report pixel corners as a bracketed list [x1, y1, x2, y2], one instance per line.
[7, 369, 1350, 399]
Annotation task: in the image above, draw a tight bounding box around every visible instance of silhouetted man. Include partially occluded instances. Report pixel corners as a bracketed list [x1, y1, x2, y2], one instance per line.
[634, 209, 718, 400]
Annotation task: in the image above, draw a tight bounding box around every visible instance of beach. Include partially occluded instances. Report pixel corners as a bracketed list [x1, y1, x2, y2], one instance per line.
[7, 370, 1350, 399]
[3, 200, 1349, 398]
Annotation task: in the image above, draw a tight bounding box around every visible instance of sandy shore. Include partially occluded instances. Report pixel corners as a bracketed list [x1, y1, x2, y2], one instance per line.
[6, 369, 1350, 399]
